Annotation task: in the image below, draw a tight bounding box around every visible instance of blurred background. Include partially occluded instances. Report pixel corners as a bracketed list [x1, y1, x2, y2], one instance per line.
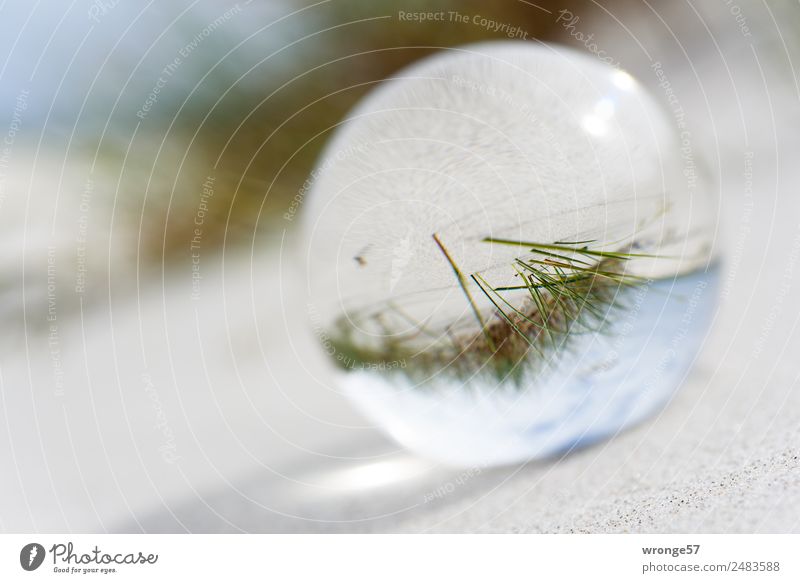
[1, 0, 799, 532]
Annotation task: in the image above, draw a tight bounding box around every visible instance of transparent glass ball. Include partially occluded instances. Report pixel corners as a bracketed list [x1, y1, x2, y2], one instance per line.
[302, 42, 718, 467]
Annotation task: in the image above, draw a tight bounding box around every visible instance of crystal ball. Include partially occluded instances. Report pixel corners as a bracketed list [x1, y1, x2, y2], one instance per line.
[302, 41, 718, 467]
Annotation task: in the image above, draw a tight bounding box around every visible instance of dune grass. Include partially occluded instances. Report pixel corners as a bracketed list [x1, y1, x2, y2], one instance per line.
[324, 233, 655, 386]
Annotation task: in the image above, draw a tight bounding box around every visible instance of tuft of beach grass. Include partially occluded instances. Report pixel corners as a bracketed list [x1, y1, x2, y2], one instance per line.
[324, 232, 658, 387]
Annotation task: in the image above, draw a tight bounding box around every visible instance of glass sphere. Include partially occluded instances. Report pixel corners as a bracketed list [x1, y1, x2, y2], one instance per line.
[302, 41, 718, 467]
